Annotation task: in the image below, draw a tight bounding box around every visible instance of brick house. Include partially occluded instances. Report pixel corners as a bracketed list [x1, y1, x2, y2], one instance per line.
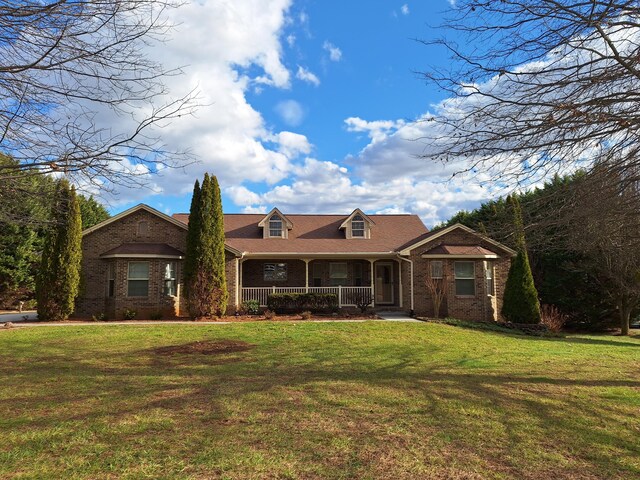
[75, 204, 515, 321]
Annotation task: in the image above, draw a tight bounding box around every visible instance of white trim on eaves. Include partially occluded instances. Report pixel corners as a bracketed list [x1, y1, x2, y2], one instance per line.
[398, 223, 517, 257]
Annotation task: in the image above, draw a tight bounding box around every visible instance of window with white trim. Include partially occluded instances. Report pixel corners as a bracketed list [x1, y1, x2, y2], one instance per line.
[454, 261, 475, 296]
[330, 262, 348, 286]
[430, 260, 443, 279]
[485, 261, 494, 296]
[264, 263, 287, 281]
[127, 262, 149, 296]
[164, 262, 177, 296]
[351, 214, 365, 237]
[268, 214, 283, 238]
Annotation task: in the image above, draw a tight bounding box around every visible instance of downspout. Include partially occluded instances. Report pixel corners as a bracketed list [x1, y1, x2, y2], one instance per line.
[397, 255, 414, 316]
[235, 252, 245, 311]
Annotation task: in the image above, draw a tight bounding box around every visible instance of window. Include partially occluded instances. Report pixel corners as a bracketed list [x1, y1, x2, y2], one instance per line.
[269, 214, 283, 237]
[430, 260, 443, 279]
[354, 263, 363, 286]
[264, 263, 287, 281]
[485, 261, 494, 296]
[107, 263, 115, 297]
[312, 262, 322, 287]
[454, 261, 475, 296]
[164, 262, 177, 296]
[351, 214, 365, 237]
[137, 221, 148, 236]
[330, 262, 348, 286]
[127, 262, 149, 296]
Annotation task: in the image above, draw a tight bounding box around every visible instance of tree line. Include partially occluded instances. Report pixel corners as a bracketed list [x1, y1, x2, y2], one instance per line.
[0, 155, 109, 309]
[439, 170, 640, 333]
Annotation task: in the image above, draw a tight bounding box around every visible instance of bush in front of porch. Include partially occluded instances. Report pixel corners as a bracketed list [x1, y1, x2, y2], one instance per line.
[267, 292, 338, 314]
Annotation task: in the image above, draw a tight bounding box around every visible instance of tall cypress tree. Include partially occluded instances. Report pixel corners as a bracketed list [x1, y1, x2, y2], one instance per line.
[185, 174, 227, 318]
[183, 179, 201, 302]
[210, 175, 228, 315]
[501, 195, 541, 324]
[36, 179, 82, 321]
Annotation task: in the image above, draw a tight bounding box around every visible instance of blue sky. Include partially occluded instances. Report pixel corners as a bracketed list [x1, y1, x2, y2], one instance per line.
[105, 0, 494, 228]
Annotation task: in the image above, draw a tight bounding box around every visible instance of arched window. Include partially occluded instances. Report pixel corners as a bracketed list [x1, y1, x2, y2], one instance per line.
[137, 220, 148, 236]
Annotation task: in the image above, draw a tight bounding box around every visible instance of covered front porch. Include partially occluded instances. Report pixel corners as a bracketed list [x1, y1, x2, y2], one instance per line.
[239, 257, 401, 308]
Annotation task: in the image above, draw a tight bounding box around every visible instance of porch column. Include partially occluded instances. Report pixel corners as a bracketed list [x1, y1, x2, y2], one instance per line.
[369, 259, 375, 307]
[304, 259, 310, 292]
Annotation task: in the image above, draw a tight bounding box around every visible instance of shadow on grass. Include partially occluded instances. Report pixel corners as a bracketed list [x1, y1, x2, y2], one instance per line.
[1, 326, 639, 478]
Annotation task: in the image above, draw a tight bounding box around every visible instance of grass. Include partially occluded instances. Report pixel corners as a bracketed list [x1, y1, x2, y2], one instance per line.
[1, 322, 639, 479]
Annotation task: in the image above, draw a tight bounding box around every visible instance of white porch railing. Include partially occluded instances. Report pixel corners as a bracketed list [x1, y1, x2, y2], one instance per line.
[241, 286, 373, 307]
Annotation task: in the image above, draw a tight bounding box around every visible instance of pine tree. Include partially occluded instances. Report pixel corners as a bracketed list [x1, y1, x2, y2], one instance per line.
[501, 195, 541, 324]
[36, 180, 82, 321]
[185, 174, 227, 318]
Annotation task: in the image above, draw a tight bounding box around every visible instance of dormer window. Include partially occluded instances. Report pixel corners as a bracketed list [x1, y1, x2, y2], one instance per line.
[351, 215, 365, 237]
[340, 208, 374, 239]
[258, 208, 293, 239]
[269, 214, 283, 238]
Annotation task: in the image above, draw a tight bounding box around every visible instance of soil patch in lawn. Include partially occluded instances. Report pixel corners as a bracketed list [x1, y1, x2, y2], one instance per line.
[151, 339, 254, 356]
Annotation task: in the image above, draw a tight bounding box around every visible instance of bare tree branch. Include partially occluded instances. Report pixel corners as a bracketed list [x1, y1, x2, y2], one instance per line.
[0, 0, 198, 192]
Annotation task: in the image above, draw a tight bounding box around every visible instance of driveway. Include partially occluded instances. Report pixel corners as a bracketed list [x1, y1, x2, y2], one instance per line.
[0, 311, 38, 323]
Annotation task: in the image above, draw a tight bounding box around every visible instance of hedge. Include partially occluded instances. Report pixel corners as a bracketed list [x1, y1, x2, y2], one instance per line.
[267, 292, 338, 313]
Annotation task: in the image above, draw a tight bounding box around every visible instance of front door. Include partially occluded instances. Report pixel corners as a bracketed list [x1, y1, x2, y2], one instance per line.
[375, 262, 394, 304]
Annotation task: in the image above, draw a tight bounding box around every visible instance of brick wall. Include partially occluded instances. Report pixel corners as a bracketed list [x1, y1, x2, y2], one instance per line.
[76, 209, 239, 319]
[408, 228, 512, 322]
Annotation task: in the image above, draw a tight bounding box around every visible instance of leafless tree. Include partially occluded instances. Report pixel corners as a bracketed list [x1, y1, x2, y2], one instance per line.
[419, 1, 640, 195]
[0, 1, 197, 191]
[424, 271, 447, 319]
[556, 165, 640, 335]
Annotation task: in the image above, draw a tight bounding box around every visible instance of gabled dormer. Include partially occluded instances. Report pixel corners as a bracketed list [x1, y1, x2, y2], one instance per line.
[258, 207, 293, 239]
[339, 208, 375, 239]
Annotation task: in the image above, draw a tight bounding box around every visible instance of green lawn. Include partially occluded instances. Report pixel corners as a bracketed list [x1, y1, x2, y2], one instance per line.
[1, 322, 639, 479]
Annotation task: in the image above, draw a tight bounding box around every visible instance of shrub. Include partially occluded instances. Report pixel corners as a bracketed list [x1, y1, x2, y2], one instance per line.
[149, 311, 163, 320]
[123, 308, 137, 320]
[241, 299, 260, 315]
[540, 304, 567, 333]
[264, 309, 276, 319]
[266, 292, 338, 313]
[300, 310, 312, 320]
[91, 312, 107, 322]
[351, 290, 373, 314]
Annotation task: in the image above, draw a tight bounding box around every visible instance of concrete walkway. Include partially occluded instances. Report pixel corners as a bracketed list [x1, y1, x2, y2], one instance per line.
[375, 311, 423, 322]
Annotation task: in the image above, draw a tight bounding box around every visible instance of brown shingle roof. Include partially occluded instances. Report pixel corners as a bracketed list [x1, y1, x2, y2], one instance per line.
[101, 243, 184, 257]
[423, 244, 497, 256]
[172, 213, 428, 254]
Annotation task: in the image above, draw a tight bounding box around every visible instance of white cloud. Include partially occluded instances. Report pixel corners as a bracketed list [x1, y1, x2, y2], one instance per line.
[296, 66, 320, 86]
[401, 4, 410, 15]
[286, 34, 296, 47]
[94, 0, 296, 205]
[275, 131, 312, 158]
[323, 41, 342, 62]
[274, 99, 305, 126]
[344, 117, 406, 142]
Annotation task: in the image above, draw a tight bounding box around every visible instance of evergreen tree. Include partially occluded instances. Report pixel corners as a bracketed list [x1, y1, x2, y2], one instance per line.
[183, 179, 201, 302]
[185, 174, 227, 318]
[501, 195, 541, 324]
[78, 195, 110, 229]
[36, 180, 83, 321]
